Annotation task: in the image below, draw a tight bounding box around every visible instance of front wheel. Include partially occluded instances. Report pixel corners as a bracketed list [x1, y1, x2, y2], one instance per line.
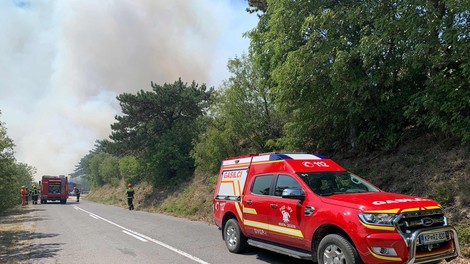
[317, 234, 360, 264]
[224, 218, 247, 253]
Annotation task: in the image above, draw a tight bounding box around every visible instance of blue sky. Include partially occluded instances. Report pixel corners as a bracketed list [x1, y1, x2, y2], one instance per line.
[0, 0, 259, 181]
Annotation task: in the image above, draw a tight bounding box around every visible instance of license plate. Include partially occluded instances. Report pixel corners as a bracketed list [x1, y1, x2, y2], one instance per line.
[419, 231, 447, 245]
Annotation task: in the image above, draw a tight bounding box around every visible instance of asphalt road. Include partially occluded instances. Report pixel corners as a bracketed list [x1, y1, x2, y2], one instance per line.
[27, 199, 312, 264]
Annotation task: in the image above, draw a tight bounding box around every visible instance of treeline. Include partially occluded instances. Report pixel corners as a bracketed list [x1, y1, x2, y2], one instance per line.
[77, 0, 469, 189]
[0, 112, 35, 211]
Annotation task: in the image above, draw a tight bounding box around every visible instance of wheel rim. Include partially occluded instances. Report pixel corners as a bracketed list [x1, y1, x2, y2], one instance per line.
[323, 244, 346, 264]
[226, 225, 238, 248]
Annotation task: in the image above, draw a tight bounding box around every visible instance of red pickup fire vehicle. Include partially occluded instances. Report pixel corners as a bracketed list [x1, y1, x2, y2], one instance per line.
[213, 153, 460, 264]
[40, 175, 69, 204]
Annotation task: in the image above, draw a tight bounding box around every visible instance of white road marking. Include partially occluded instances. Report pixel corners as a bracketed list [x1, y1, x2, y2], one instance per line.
[73, 206, 210, 264]
[89, 214, 99, 219]
[123, 230, 148, 242]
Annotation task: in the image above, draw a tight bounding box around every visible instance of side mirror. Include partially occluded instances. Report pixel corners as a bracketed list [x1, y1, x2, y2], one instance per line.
[281, 188, 305, 201]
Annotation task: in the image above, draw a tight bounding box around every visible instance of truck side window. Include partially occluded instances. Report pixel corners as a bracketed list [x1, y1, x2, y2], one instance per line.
[274, 175, 302, 196]
[251, 175, 275, 195]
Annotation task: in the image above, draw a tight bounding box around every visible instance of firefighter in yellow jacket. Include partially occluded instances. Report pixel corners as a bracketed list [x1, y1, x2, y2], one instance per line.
[126, 183, 135, 210]
[31, 184, 39, 205]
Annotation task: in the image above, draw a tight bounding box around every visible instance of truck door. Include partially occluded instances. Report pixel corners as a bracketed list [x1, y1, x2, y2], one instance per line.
[266, 174, 305, 248]
[242, 174, 275, 239]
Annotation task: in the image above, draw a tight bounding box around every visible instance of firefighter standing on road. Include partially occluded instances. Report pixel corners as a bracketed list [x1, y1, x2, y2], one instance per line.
[31, 184, 39, 204]
[20, 186, 27, 206]
[126, 183, 135, 210]
[74, 187, 80, 202]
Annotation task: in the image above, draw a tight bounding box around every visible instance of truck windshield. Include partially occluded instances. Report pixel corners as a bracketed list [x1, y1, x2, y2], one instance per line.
[297, 172, 380, 196]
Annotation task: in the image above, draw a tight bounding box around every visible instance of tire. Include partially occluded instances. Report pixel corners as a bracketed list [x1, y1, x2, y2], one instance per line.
[224, 218, 247, 253]
[317, 234, 360, 264]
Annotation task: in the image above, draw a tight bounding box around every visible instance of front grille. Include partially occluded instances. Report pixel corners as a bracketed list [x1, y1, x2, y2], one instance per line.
[396, 209, 446, 234]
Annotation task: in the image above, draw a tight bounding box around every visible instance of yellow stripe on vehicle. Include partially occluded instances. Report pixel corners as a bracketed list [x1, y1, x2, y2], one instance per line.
[424, 205, 441, 210]
[270, 224, 304, 238]
[401, 207, 420, 213]
[364, 209, 400, 214]
[360, 221, 395, 231]
[236, 180, 242, 196]
[416, 247, 453, 258]
[244, 219, 270, 230]
[243, 219, 304, 238]
[251, 160, 284, 165]
[223, 163, 250, 168]
[242, 207, 257, 215]
[368, 249, 402, 262]
[235, 202, 243, 221]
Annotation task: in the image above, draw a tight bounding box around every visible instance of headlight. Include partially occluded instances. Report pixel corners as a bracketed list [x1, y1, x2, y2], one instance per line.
[359, 213, 396, 226]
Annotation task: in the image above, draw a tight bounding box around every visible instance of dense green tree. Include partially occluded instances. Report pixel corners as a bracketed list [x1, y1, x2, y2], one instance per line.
[77, 141, 108, 189]
[99, 154, 120, 186]
[192, 116, 242, 175]
[118, 155, 139, 184]
[247, 0, 470, 152]
[402, 0, 470, 142]
[0, 113, 34, 211]
[70, 158, 90, 192]
[0, 114, 14, 161]
[109, 79, 213, 186]
[192, 55, 283, 174]
[83, 152, 106, 188]
[247, 0, 267, 13]
[73, 141, 123, 190]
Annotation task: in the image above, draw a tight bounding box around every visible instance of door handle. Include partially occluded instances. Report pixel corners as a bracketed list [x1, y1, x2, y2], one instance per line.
[270, 203, 278, 209]
[246, 200, 252, 205]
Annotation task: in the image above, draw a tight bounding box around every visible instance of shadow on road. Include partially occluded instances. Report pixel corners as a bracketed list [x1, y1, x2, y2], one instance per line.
[0, 230, 61, 263]
[0, 207, 62, 263]
[0, 214, 47, 225]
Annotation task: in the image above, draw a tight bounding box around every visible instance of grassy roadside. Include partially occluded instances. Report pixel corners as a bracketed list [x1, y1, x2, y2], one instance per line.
[0, 206, 37, 263]
[86, 176, 215, 223]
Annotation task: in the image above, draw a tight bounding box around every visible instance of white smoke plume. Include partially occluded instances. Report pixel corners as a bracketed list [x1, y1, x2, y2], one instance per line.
[0, 0, 257, 181]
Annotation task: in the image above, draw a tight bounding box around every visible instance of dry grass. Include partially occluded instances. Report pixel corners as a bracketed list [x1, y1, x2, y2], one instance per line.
[444, 257, 470, 264]
[0, 206, 37, 263]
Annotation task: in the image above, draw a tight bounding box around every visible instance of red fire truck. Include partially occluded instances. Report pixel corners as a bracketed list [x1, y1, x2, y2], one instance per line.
[213, 153, 461, 264]
[40, 175, 69, 204]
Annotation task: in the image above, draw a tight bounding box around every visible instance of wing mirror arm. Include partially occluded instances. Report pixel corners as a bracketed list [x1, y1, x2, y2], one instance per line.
[281, 189, 306, 201]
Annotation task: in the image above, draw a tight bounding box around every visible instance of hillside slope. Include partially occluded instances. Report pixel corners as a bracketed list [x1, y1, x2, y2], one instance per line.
[337, 134, 469, 224]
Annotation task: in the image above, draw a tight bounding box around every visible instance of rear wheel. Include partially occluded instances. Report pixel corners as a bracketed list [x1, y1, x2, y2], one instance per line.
[224, 218, 247, 253]
[317, 234, 360, 264]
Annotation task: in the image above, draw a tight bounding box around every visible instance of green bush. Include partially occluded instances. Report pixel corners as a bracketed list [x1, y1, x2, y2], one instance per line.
[456, 222, 470, 257]
[434, 183, 455, 206]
